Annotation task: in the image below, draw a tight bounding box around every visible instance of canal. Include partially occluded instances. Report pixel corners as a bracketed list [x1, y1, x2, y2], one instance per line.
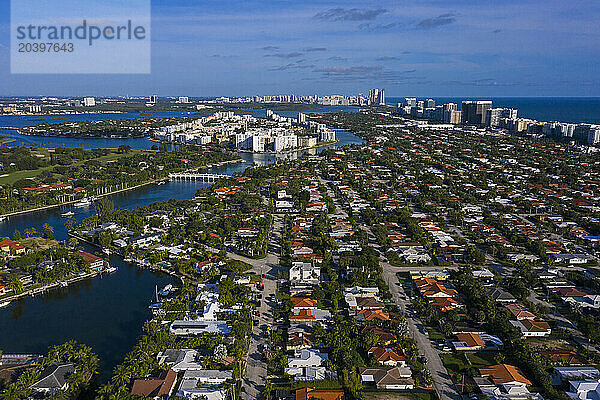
[0, 107, 363, 382]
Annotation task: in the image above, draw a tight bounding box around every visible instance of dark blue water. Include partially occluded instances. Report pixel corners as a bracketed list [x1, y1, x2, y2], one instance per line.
[0, 106, 360, 149]
[0, 112, 197, 149]
[388, 97, 600, 125]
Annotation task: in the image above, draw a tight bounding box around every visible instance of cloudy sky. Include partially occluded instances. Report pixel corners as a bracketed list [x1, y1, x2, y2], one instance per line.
[0, 0, 599, 97]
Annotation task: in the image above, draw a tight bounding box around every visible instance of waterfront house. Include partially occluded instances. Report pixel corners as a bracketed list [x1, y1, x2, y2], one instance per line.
[157, 349, 204, 371]
[177, 376, 227, 400]
[127, 233, 162, 247]
[131, 369, 177, 400]
[78, 251, 104, 271]
[169, 320, 231, 336]
[179, 369, 233, 384]
[0, 239, 26, 256]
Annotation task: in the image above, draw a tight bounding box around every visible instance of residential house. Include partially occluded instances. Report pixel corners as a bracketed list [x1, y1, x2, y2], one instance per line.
[179, 369, 232, 384]
[157, 349, 204, 371]
[475, 364, 542, 400]
[359, 366, 414, 390]
[564, 295, 600, 309]
[505, 304, 536, 320]
[361, 326, 396, 345]
[487, 287, 517, 304]
[356, 309, 390, 322]
[131, 369, 177, 400]
[451, 333, 503, 351]
[169, 320, 231, 336]
[29, 362, 75, 394]
[0, 239, 26, 256]
[510, 319, 551, 337]
[368, 347, 407, 366]
[286, 349, 328, 369]
[287, 332, 314, 351]
[177, 370, 228, 400]
[78, 251, 104, 271]
[295, 388, 344, 400]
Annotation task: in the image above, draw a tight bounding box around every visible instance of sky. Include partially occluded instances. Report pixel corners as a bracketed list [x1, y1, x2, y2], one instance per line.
[0, 0, 599, 97]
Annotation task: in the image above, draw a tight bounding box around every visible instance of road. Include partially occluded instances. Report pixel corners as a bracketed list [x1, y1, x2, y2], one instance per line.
[204, 214, 282, 400]
[319, 176, 461, 400]
[240, 214, 282, 400]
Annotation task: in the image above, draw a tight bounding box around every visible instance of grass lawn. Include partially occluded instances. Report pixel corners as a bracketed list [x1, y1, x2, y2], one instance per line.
[465, 351, 497, 367]
[440, 353, 468, 375]
[364, 391, 437, 400]
[427, 328, 445, 341]
[0, 150, 137, 185]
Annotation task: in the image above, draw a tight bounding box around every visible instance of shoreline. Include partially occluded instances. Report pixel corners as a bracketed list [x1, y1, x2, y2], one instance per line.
[0, 158, 243, 218]
[69, 232, 185, 284]
[0, 269, 104, 303]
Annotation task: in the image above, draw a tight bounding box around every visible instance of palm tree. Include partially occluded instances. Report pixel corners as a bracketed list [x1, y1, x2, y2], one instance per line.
[6, 273, 23, 294]
[42, 223, 54, 240]
[112, 364, 132, 389]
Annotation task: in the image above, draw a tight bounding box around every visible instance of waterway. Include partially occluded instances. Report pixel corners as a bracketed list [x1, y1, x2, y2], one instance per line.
[0, 106, 362, 382]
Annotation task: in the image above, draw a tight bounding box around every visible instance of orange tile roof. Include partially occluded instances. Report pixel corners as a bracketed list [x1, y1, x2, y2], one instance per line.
[456, 333, 485, 348]
[368, 346, 406, 362]
[358, 309, 390, 321]
[291, 297, 317, 308]
[479, 364, 531, 386]
[296, 388, 345, 400]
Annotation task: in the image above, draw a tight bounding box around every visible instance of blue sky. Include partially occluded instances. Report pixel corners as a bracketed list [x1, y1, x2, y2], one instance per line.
[0, 0, 599, 97]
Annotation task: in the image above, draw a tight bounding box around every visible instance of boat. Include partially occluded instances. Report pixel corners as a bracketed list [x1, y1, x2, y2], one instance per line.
[157, 180, 166, 185]
[105, 266, 117, 273]
[59, 281, 68, 287]
[158, 284, 174, 297]
[74, 197, 92, 207]
[60, 211, 74, 218]
[148, 303, 163, 310]
[0, 301, 11, 308]
[0, 216, 7, 222]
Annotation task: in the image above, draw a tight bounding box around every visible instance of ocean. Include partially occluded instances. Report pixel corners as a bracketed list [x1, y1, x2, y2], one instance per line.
[387, 97, 600, 125]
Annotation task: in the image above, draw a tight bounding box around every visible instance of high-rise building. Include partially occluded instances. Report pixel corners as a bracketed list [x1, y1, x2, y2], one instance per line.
[486, 108, 518, 128]
[368, 88, 385, 105]
[461, 101, 492, 125]
[404, 98, 417, 107]
[150, 95, 158, 104]
[178, 97, 189, 103]
[443, 103, 457, 112]
[83, 97, 96, 107]
[425, 99, 435, 108]
[444, 110, 462, 124]
[574, 124, 600, 145]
